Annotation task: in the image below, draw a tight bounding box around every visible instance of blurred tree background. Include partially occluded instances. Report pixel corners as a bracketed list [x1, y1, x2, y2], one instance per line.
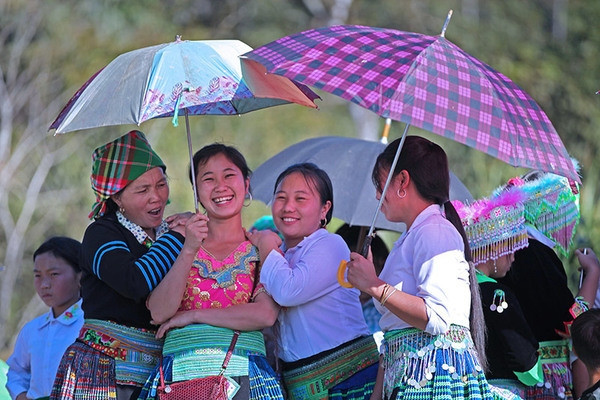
[1, 0, 599, 356]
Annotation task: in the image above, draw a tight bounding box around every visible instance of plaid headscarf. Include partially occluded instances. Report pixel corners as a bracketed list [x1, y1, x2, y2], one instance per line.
[89, 130, 166, 219]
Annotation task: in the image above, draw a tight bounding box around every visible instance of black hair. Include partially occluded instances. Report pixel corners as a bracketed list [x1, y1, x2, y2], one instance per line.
[372, 136, 471, 259]
[335, 224, 389, 274]
[33, 236, 82, 273]
[274, 163, 334, 226]
[371, 135, 487, 371]
[572, 308, 600, 370]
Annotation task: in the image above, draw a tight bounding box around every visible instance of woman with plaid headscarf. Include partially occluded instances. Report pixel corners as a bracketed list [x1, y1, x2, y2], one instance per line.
[51, 130, 208, 400]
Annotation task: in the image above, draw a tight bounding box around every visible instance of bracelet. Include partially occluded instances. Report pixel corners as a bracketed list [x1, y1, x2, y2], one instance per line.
[379, 283, 391, 303]
[380, 288, 398, 307]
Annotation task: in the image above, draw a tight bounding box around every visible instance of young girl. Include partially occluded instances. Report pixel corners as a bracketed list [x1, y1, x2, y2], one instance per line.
[248, 162, 379, 400]
[139, 144, 283, 400]
[345, 136, 493, 400]
[7, 237, 83, 400]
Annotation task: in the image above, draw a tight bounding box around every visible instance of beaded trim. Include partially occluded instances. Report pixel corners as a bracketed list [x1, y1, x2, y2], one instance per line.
[382, 325, 484, 398]
[497, 168, 580, 256]
[454, 190, 528, 265]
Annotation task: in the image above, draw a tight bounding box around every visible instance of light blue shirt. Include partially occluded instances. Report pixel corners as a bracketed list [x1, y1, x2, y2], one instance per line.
[375, 204, 471, 334]
[6, 299, 83, 399]
[260, 229, 370, 362]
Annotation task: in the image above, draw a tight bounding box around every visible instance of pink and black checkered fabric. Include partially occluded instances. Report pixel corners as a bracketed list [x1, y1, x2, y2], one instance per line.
[245, 25, 579, 182]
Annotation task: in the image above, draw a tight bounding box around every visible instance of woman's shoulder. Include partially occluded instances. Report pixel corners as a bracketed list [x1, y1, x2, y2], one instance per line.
[411, 215, 463, 247]
[85, 213, 119, 231]
[312, 229, 348, 247]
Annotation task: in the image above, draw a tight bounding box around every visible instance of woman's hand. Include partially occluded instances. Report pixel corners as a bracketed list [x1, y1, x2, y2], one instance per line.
[154, 310, 197, 339]
[575, 247, 600, 306]
[246, 229, 283, 263]
[576, 247, 600, 275]
[181, 212, 209, 250]
[346, 252, 381, 296]
[165, 212, 194, 235]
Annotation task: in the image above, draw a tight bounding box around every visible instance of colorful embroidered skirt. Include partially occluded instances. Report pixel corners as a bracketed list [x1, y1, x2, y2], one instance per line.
[487, 378, 527, 400]
[50, 320, 163, 400]
[382, 326, 494, 400]
[50, 341, 118, 400]
[138, 324, 284, 400]
[281, 335, 379, 400]
[524, 340, 572, 400]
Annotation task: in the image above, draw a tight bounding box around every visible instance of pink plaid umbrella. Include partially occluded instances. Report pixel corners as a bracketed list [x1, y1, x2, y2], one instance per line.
[244, 19, 579, 262]
[243, 24, 578, 183]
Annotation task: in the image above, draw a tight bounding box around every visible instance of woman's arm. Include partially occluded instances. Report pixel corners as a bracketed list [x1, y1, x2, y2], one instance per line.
[82, 220, 185, 302]
[258, 233, 351, 306]
[147, 213, 209, 324]
[575, 248, 600, 306]
[155, 292, 280, 338]
[347, 252, 429, 330]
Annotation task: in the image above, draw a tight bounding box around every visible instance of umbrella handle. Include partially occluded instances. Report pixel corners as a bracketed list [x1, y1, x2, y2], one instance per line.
[336, 235, 374, 289]
[337, 261, 353, 288]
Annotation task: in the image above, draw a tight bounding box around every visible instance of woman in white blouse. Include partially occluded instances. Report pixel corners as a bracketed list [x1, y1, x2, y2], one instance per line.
[248, 163, 379, 400]
[346, 136, 495, 400]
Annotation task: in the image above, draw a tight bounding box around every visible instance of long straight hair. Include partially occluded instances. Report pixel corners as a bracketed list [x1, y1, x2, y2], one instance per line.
[372, 135, 488, 371]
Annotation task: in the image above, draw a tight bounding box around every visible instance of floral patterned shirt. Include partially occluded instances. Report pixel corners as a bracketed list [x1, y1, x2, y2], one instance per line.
[179, 240, 264, 310]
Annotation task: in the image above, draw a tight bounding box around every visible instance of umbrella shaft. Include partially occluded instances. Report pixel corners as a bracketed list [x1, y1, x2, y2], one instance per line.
[185, 110, 200, 213]
[367, 124, 410, 237]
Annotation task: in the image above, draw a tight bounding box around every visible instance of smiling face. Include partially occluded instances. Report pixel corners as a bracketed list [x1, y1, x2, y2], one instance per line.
[195, 153, 248, 220]
[112, 167, 169, 235]
[34, 252, 81, 318]
[271, 171, 331, 248]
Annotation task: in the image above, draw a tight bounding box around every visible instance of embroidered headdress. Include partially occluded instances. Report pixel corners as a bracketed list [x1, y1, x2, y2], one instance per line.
[495, 163, 580, 256]
[89, 130, 166, 219]
[453, 189, 528, 266]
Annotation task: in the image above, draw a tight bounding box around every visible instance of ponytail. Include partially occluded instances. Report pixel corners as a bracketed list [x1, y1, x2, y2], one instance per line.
[444, 201, 488, 372]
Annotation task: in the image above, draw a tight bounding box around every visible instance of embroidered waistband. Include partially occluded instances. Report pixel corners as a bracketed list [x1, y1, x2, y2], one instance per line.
[165, 324, 266, 381]
[282, 335, 379, 400]
[538, 339, 569, 363]
[78, 319, 163, 385]
[382, 325, 484, 398]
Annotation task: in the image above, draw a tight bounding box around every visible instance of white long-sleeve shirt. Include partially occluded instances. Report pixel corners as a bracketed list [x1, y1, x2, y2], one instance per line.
[6, 299, 83, 399]
[260, 228, 370, 362]
[375, 204, 471, 334]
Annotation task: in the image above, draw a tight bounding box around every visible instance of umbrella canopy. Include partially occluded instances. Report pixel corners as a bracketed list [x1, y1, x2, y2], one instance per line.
[250, 136, 473, 232]
[243, 24, 579, 183]
[49, 37, 320, 212]
[50, 37, 319, 133]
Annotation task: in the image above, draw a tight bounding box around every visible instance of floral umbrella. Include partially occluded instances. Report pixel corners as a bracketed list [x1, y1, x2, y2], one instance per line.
[49, 37, 319, 210]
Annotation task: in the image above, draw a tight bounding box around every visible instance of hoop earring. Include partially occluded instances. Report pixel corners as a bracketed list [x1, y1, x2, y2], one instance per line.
[320, 219, 327, 228]
[397, 189, 406, 199]
[243, 192, 253, 207]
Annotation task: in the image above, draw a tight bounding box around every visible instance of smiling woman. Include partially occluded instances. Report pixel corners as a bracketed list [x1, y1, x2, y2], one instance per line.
[50, 130, 204, 400]
[139, 143, 284, 400]
[247, 163, 379, 400]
